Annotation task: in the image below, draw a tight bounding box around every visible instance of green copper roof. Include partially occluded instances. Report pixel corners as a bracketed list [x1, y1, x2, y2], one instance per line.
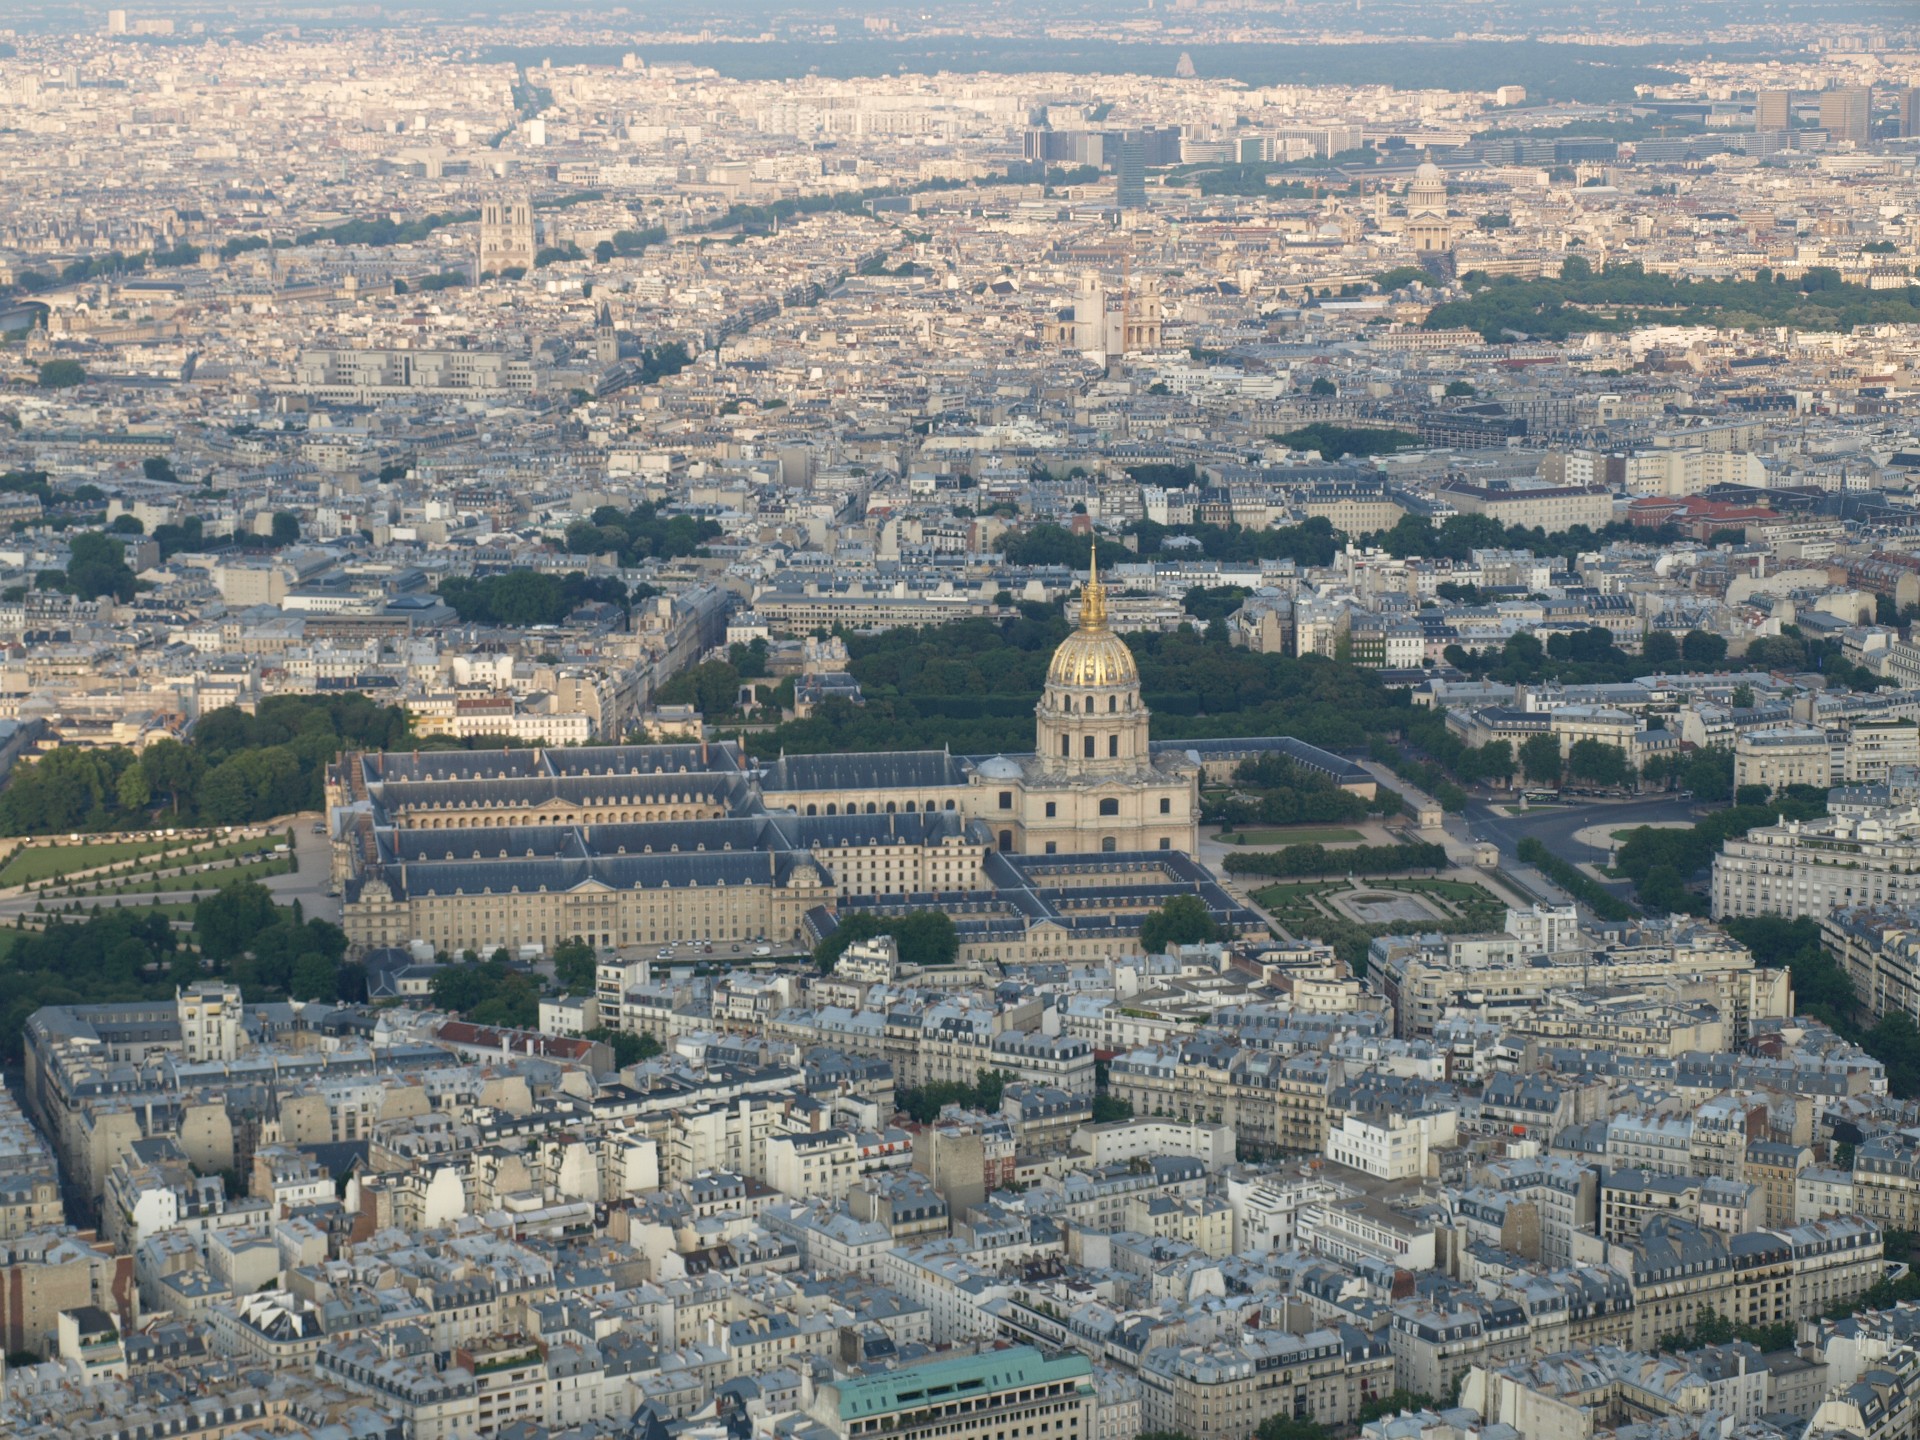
[832, 1346, 1092, 1421]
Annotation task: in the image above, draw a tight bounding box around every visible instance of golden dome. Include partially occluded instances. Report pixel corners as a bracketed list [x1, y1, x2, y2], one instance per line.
[1047, 547, 1139, 689]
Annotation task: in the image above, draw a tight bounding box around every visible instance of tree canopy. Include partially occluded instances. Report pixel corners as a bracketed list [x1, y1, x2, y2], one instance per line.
[1140, 894, 1224, 954]
[812, 909, 958, 974]
[745, 606, 1415, 760]
[1428, 260, 1920, 342]
[563, 502, 720, 564]
[438, 570, 631, 626]
[0, 693, 408, 834]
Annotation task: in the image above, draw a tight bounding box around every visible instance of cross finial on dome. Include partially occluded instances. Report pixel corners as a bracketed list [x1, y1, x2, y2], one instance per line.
[1081, 540, 1108, 631]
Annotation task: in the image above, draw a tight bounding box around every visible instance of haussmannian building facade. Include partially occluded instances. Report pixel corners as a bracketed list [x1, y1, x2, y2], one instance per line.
[1712, 809, 1920, 921]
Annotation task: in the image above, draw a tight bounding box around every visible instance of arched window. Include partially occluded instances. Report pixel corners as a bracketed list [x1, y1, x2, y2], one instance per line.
[1099, 798, 1120, 816]
[826, 803, 837, 815]
[1101, 836, 1116, 852]
[866, 802, 878, 814]
[1084, 695, 1094, 714]
[885, 801, 896, 813]
[1109, 695, 1118, 712]
[807, 804, 818, 816]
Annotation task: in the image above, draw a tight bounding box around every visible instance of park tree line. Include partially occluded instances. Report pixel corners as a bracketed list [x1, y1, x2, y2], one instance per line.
[437, 570, 641, 627]
[1425, 258, 1920, 343]
[0, 693, 409, 834]
[1222, 840, 1449, 879]
[1001, 513, 1691, 589]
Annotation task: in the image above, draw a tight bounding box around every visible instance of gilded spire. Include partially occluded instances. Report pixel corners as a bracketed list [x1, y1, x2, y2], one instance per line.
[1081, 541, 1108, 631]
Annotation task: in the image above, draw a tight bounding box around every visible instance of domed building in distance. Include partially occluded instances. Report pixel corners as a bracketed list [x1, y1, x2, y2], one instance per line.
[1405, 159, 1454, 255]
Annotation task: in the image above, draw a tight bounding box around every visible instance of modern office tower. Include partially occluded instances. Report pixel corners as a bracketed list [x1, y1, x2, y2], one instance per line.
[1114, 133, 1146, 208]
[1755, 89, 1792, 132]
[478, 196, 536, 275]
[1820, 86, 1871, 146]
[1902, 87, 1920, 138]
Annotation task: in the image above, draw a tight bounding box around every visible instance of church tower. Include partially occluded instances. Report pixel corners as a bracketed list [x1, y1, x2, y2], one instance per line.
[1034, 548, 1152, 778]
[594, 301, 619, 366]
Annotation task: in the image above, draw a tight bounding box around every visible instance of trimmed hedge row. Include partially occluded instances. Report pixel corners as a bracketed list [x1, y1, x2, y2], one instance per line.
[1223, 840, 1448, 878]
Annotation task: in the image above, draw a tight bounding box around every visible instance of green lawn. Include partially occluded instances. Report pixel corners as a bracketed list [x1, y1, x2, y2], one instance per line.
[0, 837, 187, 887]
[50, 838, 274, 888]
[67, 854, 291, 898]
[82, 900, 200, 922]
[1219, 826, 1366, 846]
[1248, 875, 1509, 970]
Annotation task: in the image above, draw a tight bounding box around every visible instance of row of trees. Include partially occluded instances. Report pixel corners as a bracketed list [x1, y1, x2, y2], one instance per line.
[1366, 511, 1684, 566]
[1222, 841, 1449, 878]
[1653, 1304, 1793, 1357]
[1442, 625, 1732, 690]
[1271, 423, 1420, 458]
[1400, 713, 1723, 804]
[0, 693, 409, 834]
[997, 524, 1132, 570]
[1425, 259, 1920, 342]
[291, 209, 480, 248]
[16, 245, 201, 289]
[1131, 517, 1342, 567]
[1516, 837, 1633, 922]
[436, 570, 636, 627]
[1371, 732, 1473, 811]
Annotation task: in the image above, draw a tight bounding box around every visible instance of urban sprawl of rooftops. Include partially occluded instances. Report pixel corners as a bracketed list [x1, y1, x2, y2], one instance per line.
[7, 5, 1920, 1440]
